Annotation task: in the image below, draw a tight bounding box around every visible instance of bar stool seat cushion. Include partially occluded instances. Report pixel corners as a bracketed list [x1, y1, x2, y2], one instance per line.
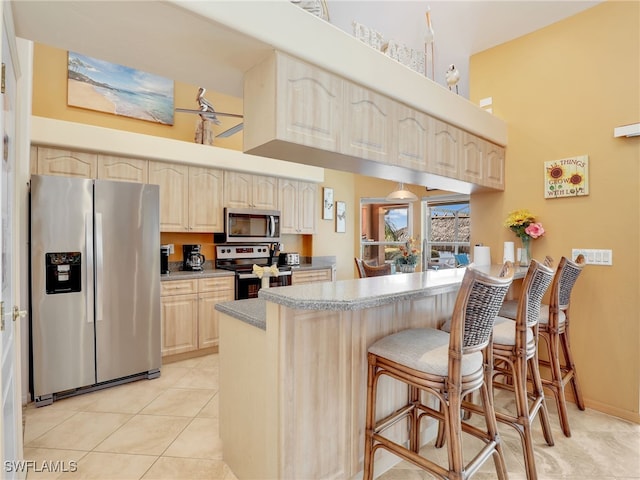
[368, 328, 482, 377]
[492, 316, 534, 346]
[499, 300, 565, 326]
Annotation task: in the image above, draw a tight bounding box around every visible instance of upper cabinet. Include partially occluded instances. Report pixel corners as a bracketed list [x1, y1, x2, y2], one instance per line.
[224, 171, 278, 210]
[36, 147, 97, 178]
[149, 161, 224, 232]
[97, 154, 148, 183]
[279, 179, 317, 234]
[245, 51, 506, 193]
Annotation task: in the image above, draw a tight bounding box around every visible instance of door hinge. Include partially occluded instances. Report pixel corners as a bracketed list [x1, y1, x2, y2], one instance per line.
[1, 301, 4, 331]
[1, 63, 5, 94]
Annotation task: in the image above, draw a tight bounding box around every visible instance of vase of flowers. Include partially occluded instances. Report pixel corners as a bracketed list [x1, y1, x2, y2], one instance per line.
[395, 237, 420, 272]
[503, 209, 545, 267]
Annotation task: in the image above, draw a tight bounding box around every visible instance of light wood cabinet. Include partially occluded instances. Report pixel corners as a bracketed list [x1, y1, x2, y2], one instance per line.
[291, 267, 333, 285]
[244, 51, 343, 154]
[484, 141, 506, 190]
[150, 161, 224, 232]
[278, 179, 317, 234]
[36, 147, 98, 178]
[244, 51, 506, 192]
[161, 276, 235, 357]
[224, 171, 278, 210]
[188, 167, 224, 232]
[393, 104, 432, 171]
[459, 132, 484, 185]
[30, 145, 38, 175]
[197, 277, 235, 349]
[430, 119, 460, 178]
[97, 154, 148, 183]
[342, 80, 393, 164]
[160, 279, 199, 356]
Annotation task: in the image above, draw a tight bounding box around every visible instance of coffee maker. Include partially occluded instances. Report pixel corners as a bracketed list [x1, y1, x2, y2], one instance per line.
[183, 244, 205, 271]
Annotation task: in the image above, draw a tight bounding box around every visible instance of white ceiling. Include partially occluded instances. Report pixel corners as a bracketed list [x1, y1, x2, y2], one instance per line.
[11, 0, 601, 100]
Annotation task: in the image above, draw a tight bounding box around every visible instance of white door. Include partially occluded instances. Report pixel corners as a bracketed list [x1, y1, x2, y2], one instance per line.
[1, 8, 22, 478]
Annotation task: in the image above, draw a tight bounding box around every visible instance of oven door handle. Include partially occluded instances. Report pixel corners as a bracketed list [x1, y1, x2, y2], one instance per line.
[237, 271, 291, 280]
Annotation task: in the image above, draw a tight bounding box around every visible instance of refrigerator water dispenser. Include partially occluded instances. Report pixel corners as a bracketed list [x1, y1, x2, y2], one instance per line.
[45, 252, 82, 294]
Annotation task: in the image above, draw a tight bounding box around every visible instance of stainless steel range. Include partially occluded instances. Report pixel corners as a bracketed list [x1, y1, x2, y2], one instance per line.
[215, 244, 292, 300]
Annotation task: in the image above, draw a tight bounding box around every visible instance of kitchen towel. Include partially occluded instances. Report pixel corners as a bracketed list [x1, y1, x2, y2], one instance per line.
[473, 246, 491, 266]
[503, 241, 515, 263]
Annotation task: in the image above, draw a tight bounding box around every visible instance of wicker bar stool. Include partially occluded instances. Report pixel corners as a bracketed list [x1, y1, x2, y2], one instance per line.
[498, 255, 586, 437]
[363, 263, 513, 480]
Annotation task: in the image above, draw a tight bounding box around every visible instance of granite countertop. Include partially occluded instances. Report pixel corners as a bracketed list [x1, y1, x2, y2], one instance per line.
[259, 264, 526, 311]
[216, 265, 526, 328]
[216, 298, 266, 330]
[160, 269, 235, 281]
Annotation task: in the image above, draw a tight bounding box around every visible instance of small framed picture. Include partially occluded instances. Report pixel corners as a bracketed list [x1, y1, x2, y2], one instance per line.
[323, 187, 334, 220]
[336, 201, 346, 233]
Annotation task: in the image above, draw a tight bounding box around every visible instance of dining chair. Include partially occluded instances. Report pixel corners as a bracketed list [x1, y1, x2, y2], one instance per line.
[498, 254, 586, 437]
[355, 258, 366, 278]
[362, 261, 391, 277]
[363, 262, 514, 480]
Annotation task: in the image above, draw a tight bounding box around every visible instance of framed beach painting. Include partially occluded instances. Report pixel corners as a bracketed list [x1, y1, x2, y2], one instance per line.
[67, 51, 174, 125]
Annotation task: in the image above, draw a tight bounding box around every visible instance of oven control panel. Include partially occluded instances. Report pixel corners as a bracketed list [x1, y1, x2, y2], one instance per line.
[216, 244, 270, 260]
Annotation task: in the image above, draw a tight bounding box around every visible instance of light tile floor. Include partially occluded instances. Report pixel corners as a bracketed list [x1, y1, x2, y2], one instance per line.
[23, 354, 639, 479]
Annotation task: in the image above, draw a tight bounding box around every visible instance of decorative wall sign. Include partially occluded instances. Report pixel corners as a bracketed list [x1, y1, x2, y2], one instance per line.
[67, 51, 174, 125]
[544, 155, 589, 199]
[336, 201, 346, 233]
[323, 187, 334, 219]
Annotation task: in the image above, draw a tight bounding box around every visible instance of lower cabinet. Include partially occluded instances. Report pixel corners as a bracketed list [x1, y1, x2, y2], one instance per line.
[160, 276, 235, 357]
[291, 268, 333, 285]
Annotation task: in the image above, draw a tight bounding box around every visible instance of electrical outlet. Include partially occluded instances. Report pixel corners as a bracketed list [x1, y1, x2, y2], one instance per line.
[572, 248, 612, 266]
[168, 243, 175, 254]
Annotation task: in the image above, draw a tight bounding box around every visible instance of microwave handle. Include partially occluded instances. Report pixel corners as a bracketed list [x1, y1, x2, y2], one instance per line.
[269, 215, 275, 237]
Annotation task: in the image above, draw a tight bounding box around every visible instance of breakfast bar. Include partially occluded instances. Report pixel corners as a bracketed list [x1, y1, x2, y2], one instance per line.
[215, 266, 524, 479]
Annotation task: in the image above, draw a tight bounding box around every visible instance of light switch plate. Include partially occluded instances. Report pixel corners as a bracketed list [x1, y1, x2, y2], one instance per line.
[572, 248, 612, 265]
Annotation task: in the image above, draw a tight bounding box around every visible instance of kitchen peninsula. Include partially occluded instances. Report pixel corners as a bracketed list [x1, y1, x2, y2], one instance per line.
[215, 266, 524, 479]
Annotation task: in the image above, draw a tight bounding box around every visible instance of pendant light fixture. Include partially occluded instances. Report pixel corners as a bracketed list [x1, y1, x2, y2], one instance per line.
[385, 182, 418, 202]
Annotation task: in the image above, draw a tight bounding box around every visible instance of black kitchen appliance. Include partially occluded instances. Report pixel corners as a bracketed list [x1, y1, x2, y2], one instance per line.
[183, 244, 205, 271]
[215, 244, 292, 299]
[160, 245, 170, 274]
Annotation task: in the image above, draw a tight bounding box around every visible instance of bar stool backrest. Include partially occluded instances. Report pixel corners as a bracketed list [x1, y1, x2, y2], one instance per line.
[521, 259, 554, 329]
[452, 263, 514, 355]
[553, 255, 585, 312]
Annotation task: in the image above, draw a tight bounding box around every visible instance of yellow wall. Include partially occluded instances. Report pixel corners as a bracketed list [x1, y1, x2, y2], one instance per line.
[32, 43, 244, 151]
[470, 1, 640, 421]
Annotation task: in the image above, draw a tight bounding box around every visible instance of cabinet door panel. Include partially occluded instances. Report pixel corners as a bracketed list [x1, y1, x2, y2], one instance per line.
[98, 155, 148, 183]
[149, 161, 189, 231]
[189, 167, 224, 232]
[279, 178, 299, 234]
[252, 175, 278, 210]
[343, 82, 392, 163]
[161, 294, 198, 356]
[224, 171, 252, 208]
[484, 143, 505, 190]
[279, 53, 342, 151]
[298, 182, 317, 234]
[292, 268, 332, 285]
[460, 133, 484, 184]
[429, 120, 460, 177]
[395, 105, 431, 171]
[37, 147, 97, 178]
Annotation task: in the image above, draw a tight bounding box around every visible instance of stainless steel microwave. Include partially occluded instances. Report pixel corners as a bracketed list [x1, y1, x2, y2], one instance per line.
[224, 208, 281, 243]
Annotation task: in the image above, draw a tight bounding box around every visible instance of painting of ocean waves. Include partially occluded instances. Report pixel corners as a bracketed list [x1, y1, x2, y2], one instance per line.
[67, 51, 174, 125]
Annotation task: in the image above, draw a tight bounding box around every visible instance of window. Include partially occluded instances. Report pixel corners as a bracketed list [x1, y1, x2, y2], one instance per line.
[423, 194, 470, 269]
[360, 199, 414, 266]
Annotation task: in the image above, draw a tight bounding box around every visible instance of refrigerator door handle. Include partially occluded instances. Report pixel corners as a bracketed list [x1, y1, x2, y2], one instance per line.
[85, 212, 94, 323]
[95, 212, 104, 323]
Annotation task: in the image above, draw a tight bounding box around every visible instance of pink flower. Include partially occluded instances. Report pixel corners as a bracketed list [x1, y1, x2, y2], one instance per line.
[525, 222, 545, 239]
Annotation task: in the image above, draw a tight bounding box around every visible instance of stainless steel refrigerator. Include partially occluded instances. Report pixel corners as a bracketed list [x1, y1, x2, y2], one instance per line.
[30, 175, 161, 406]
